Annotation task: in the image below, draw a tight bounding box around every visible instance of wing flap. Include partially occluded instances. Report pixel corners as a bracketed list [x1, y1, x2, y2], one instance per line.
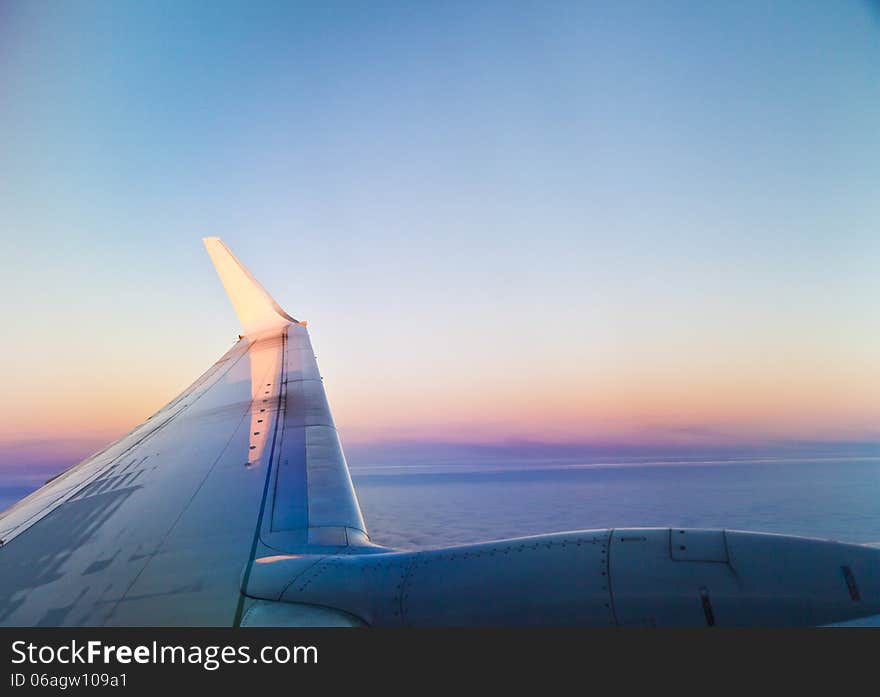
[259, 321, 368, 552]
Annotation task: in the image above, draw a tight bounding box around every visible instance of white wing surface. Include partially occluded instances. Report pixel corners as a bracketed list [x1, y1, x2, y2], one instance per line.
[0, 239, 368, 626]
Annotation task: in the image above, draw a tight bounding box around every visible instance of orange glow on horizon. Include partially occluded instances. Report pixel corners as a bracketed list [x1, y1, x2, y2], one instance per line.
[2, 320, 878, 456]
[3, 356, 879, 453]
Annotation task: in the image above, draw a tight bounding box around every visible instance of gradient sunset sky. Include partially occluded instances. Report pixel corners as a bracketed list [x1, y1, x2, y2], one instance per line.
[1, 1, 879, 478]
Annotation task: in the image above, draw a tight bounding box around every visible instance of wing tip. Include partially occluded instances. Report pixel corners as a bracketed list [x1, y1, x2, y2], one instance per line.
[202, 237, 296, 335]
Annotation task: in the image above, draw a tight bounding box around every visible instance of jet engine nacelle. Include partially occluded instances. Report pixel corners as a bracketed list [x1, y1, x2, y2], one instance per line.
[242, 528, 880, 626]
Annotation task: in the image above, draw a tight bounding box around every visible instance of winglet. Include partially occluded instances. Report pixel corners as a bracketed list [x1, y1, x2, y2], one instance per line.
[203, 237, 296, 336]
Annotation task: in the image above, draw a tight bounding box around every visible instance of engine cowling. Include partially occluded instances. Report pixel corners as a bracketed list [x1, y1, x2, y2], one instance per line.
[242, 528, 880, 626]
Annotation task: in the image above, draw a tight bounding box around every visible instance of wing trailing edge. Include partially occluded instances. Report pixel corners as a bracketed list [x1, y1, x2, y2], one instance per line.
[203, 237, 297, 336]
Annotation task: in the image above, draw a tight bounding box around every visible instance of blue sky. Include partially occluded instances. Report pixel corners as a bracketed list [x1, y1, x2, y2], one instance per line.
[1, 1, 879, 475]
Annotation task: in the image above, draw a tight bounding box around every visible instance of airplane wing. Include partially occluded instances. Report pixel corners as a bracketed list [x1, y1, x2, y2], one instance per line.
[0, 238, 370, 626]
